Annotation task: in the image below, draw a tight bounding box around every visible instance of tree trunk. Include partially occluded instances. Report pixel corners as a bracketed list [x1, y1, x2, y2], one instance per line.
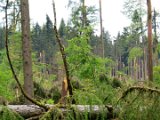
[143, 42, 146, 80]
[147, 0, 153, 81]
[8, 105, 115, 119]
[82, 0, 87, 27]
[52, 0, 73, 98]
[20, 0, 34, 104]
[99, 0, 104, 58]
[153, 9, 158, 66]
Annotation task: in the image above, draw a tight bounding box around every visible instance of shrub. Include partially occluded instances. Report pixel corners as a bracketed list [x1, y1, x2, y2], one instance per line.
[112, 78, 122, 88]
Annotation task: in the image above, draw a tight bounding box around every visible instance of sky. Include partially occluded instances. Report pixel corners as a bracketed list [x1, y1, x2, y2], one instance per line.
[29, 0, 160, 37]
[0, 0, 159, 37]
[29, 0, 130, 37]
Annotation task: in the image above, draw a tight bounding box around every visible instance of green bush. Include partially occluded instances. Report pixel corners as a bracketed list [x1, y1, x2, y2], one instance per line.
[112, 78, 122, 88]
[99, 74, 111, 84]
[153, 66, 160, 87]
[118, 88, 160, 120]
[48, 87, 61, 104]
[0, 106, 24, 120]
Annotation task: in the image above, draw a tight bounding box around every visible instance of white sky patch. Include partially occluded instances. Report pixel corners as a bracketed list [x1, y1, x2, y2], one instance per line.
[29, 0, 69, 27]
[29, 0, 160, 37]
[0, 0, 159, 37]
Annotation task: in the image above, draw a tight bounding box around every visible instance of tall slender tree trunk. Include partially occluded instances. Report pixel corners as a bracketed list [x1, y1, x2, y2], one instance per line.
[153, 9, 158, 65]
[142, 38, 146, 80]
[82, 0, 87, 27]
[140, 17, 146, 81]
[20, 0, 34, 104]
[99, 0, 104, 58]
[147, 0, 153, 81]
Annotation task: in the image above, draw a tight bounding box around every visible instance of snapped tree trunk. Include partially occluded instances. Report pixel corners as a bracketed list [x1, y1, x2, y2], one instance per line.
[20, 0, 34, 104]
[52, 0, 73, 98]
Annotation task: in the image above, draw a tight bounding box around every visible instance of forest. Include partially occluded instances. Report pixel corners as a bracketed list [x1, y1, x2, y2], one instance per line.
[0, 0, 160, 119]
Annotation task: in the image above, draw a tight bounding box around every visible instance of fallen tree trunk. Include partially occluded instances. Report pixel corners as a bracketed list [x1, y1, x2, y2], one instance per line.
[8, 105, 45, 118]
[8, 105, 115, 119]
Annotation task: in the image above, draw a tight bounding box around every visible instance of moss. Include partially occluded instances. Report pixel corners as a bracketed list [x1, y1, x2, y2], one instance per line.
[40, 105, 108, 120]
[0, 106, 24, 120]
[40, 107, 63, 120]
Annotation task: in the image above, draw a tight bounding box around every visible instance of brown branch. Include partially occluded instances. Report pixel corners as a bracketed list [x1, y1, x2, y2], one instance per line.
[120, 86, 160, 100]
[4, 1, 49, 111]
[52, 0, 73, 97]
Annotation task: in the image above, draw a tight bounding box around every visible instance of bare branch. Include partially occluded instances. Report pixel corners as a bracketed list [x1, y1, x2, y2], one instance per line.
[119, 86, 160, 100]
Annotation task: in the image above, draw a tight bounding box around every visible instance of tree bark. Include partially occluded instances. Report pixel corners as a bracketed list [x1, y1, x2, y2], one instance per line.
[147, 0, 153, 81]
[8, 105, 114, 119]
[52, 0, 73, 98]
[20, 0, 34, 104]
[99, 0, 104, 58]
[153, 9, 158, 66]
[8, 105, 45, 119]
[82, 0, 87, 27]
[5, 0, 48, 111]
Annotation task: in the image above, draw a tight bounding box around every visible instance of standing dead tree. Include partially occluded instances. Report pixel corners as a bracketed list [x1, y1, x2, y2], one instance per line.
[52, 0, 74, 99]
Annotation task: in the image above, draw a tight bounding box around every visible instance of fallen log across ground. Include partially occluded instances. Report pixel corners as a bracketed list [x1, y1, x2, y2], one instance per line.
[8, 105, 45, 119]
[7, 105, 117, 119]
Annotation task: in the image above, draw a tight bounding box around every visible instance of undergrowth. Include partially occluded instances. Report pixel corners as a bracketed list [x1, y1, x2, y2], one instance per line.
[0, 106, 24, 120]
[117, 86, 160, 120]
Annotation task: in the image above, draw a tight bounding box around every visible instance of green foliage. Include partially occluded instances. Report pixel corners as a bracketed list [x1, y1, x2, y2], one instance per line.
[46, 99, 54, 104]
[122, 0, 146, 19]
[73, 80, 102, 105]
[103, 31, 113, 58]
[40, 105, 107, 120]
[153, 66, 160, 86]
[128, 47, 143, 62]
[0, 69, 14, 100]
[9, 32, 23, 75]
[34, 81, 61, 103]
[118, 87, 160, 120]
[40, 107, 63, 120]
[41, 99, 54, 105]
[64, 107, 107, 120]
[32, 15, 56, 63]
[34, 81, 47, 99]
[68, 0, 97, 28]
[0, 27, 5, 50]
[48, 87, 61, 104]
[0, 51, 14, 101]
[59, 19, 66, 38]
[112, 78, 122, 88]
[72, 80, 118, 105]
[99, 74, 110, 84]
[157, 43, 160, 54]
[66, 27, 107, 80]
[0, 106, 24, 120]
